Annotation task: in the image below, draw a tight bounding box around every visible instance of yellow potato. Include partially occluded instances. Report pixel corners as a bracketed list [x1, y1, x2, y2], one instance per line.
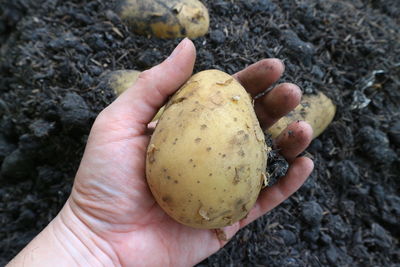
[97, 70, 167, 122]
[146, 70, 269, 229]
[115, 0, 209, 39]
[99, 70, 141, 96]
[267, 92, 336, 139]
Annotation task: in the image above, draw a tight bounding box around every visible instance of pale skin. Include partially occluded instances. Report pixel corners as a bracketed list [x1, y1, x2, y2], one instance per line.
[8, 39, 314, 267]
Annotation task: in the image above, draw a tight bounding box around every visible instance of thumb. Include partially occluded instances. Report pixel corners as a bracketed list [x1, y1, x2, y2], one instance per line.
[113, 38, 196, 125]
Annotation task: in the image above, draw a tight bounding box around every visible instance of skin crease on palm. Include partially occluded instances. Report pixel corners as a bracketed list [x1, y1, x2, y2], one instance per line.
[9, 38, 314, 267]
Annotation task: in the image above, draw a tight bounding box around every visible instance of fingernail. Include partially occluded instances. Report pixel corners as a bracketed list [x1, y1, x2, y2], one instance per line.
[168, 38, 188, 60]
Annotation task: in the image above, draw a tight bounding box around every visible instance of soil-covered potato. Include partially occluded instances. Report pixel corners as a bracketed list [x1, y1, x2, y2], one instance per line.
[146, 70, 268, 229]
[115, 0, 209, 39]
[268, 92, 336, 139]
[98, 70, 141, 96]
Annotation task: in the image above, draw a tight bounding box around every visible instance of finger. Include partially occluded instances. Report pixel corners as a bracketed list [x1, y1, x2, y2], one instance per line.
[239, 157, 314, 228]
[112, 38, 196, 125]
[233, 59, 285, 97]
[275, 121, 313, 162]
[255, 83, 302, 129]
[146, 121, 157, 135]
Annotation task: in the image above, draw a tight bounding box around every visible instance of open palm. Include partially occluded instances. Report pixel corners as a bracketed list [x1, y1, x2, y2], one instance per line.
[64, 39, 313, 267]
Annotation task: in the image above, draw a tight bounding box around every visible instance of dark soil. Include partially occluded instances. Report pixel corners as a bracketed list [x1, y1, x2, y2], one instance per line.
[1, 0, 399, 266]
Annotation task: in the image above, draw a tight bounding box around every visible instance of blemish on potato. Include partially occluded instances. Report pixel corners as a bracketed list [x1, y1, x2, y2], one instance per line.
[162, 195, 172, 203]
[231, 95, 241, 102]
[210, 93, 224, 106]
[195, 137, 201, 143]
[147, 144, 157, 164]
[223, 216, 232, 225]
[174, 180, 179, 184]
[230, 130, 250, 145]
[201, 124, 208, 130]
[216, 78, 233, 86]
[209, 173, 213, 176]
[206, 147, 212, 151]
[233, 117, 238, 122]
[242, 204, 248, 212]
[254, 125, 265, 142]
[261, 173, 269, 188]
[233, 168, 241, 184]
[199, 207, 210, 221]
[172, 97, 187, 104]
[235, 198, 244, 206]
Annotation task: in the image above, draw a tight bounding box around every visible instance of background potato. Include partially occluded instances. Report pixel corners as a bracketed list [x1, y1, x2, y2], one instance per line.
[96, 70, 167, 121]
[115, 0, 209, 39]
[98, 70, 141, 96]
[146, 70, 268, 229]
[268, 92, 336, 139]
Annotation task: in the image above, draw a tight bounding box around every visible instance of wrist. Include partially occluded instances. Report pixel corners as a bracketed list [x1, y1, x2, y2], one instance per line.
[8, 199, 120, 267]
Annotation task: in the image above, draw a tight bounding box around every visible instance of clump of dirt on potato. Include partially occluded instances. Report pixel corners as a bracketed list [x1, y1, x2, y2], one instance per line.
[146, 70, 268, 229]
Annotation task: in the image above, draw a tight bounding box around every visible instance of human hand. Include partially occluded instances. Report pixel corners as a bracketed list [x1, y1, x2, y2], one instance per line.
[9, 38, 313, 267]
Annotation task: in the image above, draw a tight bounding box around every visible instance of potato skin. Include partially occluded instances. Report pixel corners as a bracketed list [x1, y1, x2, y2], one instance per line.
[116, 0, 209, 39]
[268, 92, 336, 139]
[146, 70, 268, 229]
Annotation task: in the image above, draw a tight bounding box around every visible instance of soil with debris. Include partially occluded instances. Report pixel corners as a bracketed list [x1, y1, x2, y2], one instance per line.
[1, 0, 399, 266]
